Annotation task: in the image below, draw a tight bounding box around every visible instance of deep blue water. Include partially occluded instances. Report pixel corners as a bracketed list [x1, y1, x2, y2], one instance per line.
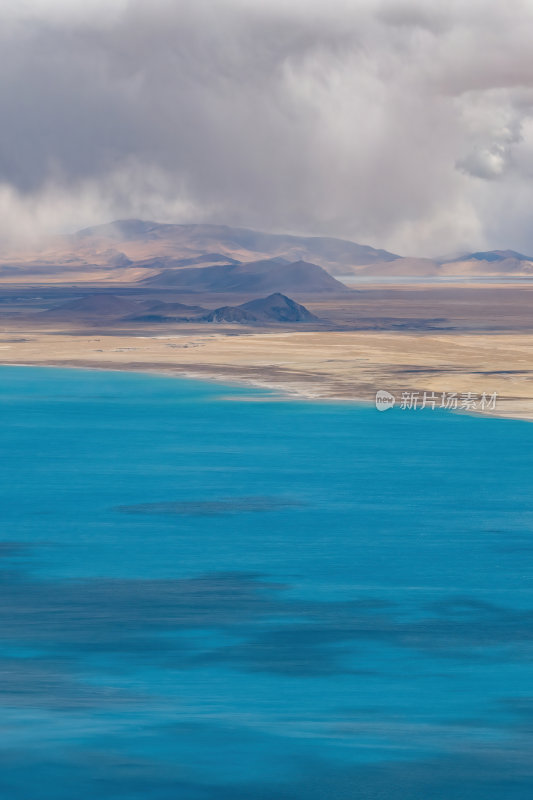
[1, 365, 532, 799]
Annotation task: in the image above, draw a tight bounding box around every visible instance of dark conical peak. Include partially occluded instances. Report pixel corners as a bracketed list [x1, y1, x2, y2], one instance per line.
[204, 293, 318, 324]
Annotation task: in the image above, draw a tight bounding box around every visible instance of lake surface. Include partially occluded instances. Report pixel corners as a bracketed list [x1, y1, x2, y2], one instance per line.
[1, 365, 532, 799]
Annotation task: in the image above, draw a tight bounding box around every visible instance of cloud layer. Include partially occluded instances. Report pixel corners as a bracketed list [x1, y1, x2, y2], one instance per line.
[2, 0, 533, 255]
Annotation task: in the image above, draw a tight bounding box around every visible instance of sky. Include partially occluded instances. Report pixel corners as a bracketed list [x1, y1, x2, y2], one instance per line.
[1, 0, 533, 256]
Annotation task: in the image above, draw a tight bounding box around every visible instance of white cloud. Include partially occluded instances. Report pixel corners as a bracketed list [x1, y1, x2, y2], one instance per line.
[1, 0, 533, 256]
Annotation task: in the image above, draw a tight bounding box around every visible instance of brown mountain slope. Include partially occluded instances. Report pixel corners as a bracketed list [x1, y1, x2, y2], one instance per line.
[74, 220, 399, 270]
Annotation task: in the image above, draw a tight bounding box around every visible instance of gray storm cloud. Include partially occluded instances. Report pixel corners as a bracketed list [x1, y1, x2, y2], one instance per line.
[1, 0, 533, 256]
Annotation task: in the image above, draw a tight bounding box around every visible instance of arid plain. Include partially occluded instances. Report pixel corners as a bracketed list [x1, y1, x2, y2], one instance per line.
[1, 221, 533, 421]
[2, 284, 533, 421]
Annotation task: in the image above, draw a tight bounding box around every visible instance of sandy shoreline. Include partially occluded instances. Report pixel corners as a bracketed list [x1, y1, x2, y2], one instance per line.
[1, 327, 533, 421]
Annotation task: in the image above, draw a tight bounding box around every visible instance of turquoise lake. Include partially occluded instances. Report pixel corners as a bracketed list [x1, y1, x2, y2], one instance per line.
[1, 365, 532, 798]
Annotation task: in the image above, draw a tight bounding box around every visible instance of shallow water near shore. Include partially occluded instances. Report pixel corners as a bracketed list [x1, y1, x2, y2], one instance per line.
[1, 365, 532, 799]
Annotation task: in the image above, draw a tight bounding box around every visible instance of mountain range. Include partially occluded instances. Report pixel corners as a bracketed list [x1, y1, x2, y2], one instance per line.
[1, 219, 533, 282]
[73, 219, 399, 270]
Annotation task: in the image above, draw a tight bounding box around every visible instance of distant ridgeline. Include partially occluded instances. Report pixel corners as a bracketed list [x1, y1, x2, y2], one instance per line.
[2, 219, 532, 281]
[39, 292, 321, 326]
